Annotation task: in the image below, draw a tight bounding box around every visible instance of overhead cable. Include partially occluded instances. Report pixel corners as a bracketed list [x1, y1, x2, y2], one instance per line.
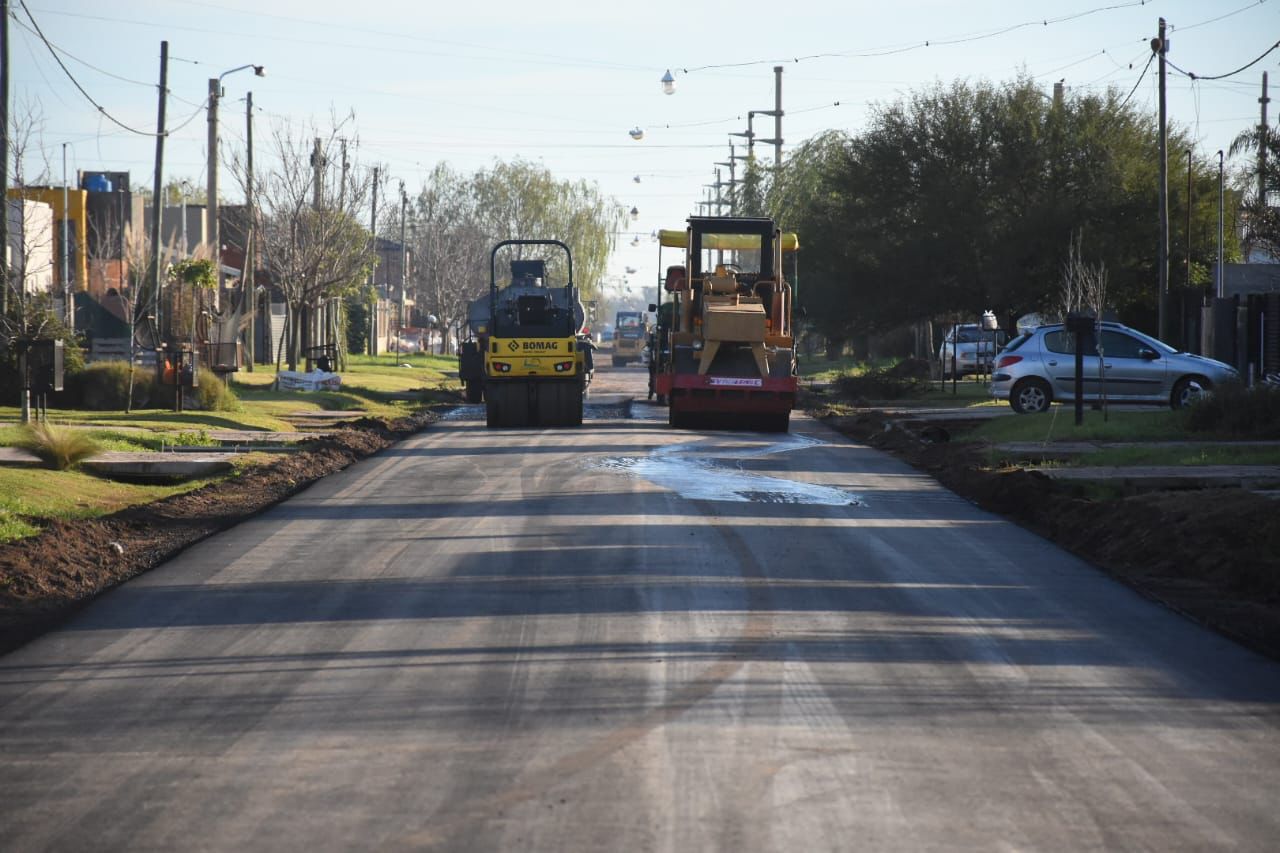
[678, 0, 1151, 73]
[1165, 39, 1280, 81]
[1119, 51, 1155, 109]
[17, 1, 158, 137]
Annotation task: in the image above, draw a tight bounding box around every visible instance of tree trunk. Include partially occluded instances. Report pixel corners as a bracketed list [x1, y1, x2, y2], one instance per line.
[286, 302, 299, 371]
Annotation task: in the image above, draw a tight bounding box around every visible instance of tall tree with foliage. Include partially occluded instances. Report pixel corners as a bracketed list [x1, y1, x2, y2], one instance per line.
[772, 75, 1229, 350]
[1229, 123, 1280, 260]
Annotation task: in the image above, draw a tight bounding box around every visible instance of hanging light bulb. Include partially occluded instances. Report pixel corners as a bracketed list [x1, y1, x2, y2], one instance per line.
[633, 175, 642, 183]
[661, 69, 676, 95]
[630, 236, 641, 247]
[629, 206, 639, 220]
[629, 127, 645, 141]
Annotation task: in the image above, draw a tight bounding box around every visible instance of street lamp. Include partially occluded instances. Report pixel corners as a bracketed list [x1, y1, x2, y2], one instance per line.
[207, 64, 265, 291]
[661, 69, 676, 95]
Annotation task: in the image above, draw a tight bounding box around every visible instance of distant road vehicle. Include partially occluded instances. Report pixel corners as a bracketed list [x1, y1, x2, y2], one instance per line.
[939, 323, 1006, 379]
[612, 311, 647, 366]
[991, 320, 1238, 413]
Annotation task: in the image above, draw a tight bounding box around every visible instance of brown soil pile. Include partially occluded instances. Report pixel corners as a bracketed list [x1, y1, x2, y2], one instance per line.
[0, 411, 439, 654]
[824, 409, 1280, 660]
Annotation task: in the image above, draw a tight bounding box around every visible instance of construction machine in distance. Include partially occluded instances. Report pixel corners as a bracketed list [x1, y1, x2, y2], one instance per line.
[611, 310, 648, 366]
[651, 216, 799, 432]
[463, 239, 593, 428]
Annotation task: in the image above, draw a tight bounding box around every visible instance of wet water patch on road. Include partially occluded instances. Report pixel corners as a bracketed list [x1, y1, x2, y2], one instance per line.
[439, 399, 632, 422]
[596, 432, 864, 506]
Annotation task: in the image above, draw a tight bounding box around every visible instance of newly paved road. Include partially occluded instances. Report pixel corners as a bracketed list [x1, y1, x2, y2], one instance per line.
[1, 363, 1278, 851]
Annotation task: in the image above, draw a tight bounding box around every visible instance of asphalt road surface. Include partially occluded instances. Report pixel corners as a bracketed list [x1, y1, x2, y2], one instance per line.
[2, 361, 1279, 851]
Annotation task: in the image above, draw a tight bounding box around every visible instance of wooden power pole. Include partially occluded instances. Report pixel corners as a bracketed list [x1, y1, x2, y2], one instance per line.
[1155, 18, 1171, 343]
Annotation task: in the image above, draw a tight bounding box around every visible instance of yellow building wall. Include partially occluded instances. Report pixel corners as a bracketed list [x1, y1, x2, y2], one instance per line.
[7, 187, 89, 292]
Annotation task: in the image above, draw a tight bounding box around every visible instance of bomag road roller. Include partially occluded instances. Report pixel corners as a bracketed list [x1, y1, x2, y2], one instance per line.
[481, 239, 592, 428]
[611, 310, 647, 366]
[651, 216, 799, 432]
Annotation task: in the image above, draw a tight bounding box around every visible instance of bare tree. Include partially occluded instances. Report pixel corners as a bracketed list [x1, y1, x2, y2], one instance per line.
[401, 159, 624, 354]
[1057, 233, 1110, 414]
[247, 116, 375, 371]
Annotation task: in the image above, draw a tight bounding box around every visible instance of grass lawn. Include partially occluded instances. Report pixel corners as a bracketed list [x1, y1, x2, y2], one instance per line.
[965, 408, 1190, 444]
[0, 425, 178, 453]
[916, 380, 1004, 408]
[1074, 444, 1280, 467]
[230, 352, 460, 419]
[0, 466, 222, 543]
[797, 354, 878, 382]
[0, 407, 294, 436]
[0, 353, 461, 544]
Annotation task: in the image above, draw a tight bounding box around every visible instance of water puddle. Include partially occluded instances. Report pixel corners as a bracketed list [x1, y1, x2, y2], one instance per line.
[441, 405, 484, 421]
[439, 400, 630, 422]
[596, 432, 863, 506]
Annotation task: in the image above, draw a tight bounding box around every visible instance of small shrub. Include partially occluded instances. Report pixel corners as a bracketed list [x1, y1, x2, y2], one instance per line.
[886, 358, 933, 380]
[173, 430, 217, 447]
[19, 423, 101, 470]
[835, 367, 930, 401]
[194, 368, 241, 411]
[74, 361, 156, 410]
[1185, 381, 1280, 438]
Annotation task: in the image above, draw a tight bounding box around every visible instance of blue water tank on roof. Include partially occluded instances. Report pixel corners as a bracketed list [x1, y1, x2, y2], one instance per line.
[84, 174, 111, 193]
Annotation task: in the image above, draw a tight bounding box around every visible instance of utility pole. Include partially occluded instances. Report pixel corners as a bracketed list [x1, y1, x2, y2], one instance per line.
[716, 144, 737, 215]
[207, 76, 220, 290]
[1, 0, 10, 318]
[338, 139, 349, 211]
[399, 181, 406, 358]
[150, 41, 168, 345]
[1186, 149, 1193, 294]
[369, 166, 378, 356]
[1155, 18, 1170, 342]
[308, 137, 323, 362]
[244, 90, 254, 370]
[1260, 72, 1271, 208]
[756, 66, 785, 170]
[1218, 150, 1225, 299]
[62, 143, 70, 331]
[310, 137, 324, 211]
[731, 112, 756, 160]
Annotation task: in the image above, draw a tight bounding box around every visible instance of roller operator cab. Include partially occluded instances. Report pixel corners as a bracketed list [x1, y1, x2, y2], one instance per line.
[481, 240, 593, 428]
[652, 217, 799, 432]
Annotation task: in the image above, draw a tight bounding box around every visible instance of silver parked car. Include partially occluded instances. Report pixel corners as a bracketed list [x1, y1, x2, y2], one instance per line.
[990, 321, 1238, 413]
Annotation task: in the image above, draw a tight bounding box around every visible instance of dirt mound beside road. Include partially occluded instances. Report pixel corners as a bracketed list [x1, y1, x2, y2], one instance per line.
[824, 410, 1280, 660]
[0, 411, 439, 654]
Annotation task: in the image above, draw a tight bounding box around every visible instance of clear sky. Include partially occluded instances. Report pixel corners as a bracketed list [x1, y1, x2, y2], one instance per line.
[10, 0, 1277, 301]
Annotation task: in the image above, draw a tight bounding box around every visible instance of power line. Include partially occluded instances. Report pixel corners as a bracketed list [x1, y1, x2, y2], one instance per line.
[1172, 0, 1270, 33]
[16, 1, 158, 137]
[1166, 39, 1280, 82]
[30, 7, 649, 76]
[678, 0, 1151, 73]
[1119, 51, 1155, 110]
[10, 14, 152, 86]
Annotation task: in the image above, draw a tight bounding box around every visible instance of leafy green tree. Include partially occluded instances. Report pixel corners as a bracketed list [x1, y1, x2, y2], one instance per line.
[773, 75, 1228, 349]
